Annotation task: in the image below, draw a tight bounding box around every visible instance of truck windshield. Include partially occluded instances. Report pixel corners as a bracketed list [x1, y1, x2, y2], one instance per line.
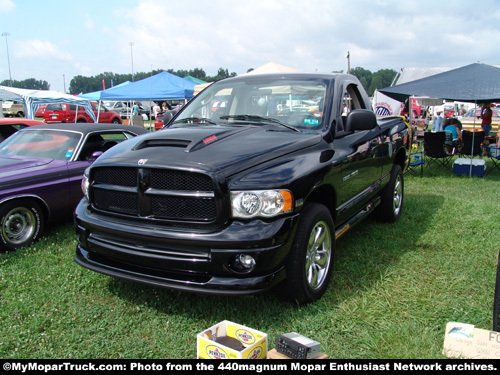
[173, 78, 327, 131]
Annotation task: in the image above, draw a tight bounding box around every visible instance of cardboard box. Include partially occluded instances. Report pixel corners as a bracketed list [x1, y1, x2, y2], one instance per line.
[197, 320, 267, 359]
[443, 322, 500, 359]
[453, 158, 486, 177]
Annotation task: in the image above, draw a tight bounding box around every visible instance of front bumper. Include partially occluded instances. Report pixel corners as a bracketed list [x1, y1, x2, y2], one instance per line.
[74, 201, 298, 295]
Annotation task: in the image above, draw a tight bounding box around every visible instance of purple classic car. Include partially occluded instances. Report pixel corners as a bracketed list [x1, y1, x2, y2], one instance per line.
[0, 123, 147, 251]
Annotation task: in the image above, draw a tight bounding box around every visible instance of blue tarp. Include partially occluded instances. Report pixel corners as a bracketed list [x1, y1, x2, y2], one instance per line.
[82, 72, 196, 101]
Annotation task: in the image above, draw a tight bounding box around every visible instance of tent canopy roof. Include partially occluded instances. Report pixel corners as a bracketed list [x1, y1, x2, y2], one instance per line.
[0, 85, 96, 121]
[379, 63, 500, 103]
[88, 71, 196, 101]
[240, 62, 301, 76]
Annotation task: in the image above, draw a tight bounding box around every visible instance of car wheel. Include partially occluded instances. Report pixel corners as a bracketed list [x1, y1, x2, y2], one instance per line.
[0, 200, 45, 251]
[111, 118, 121, 124]
[376, 164, 403, 223]
[279, 203, 335, 304]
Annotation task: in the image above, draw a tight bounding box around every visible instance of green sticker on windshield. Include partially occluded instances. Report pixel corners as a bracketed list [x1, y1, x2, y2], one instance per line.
[304, 118, 319, 125]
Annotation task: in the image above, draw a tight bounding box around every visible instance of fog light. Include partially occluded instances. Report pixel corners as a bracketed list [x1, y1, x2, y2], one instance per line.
[232, 254, 256, 272]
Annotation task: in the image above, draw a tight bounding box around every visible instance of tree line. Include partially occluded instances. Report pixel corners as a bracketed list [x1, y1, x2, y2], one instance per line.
[2, 67, 396, 97]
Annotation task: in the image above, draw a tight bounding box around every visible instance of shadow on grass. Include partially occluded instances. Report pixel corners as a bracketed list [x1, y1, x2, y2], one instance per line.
[105, 191, 443, 328]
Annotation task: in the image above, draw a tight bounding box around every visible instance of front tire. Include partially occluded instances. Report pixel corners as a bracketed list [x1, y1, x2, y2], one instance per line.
[0, 200, 45, 251]
[279, 203, 335, 304]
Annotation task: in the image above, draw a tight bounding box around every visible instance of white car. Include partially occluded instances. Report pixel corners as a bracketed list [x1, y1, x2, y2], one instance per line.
[1, 101, 24, 117]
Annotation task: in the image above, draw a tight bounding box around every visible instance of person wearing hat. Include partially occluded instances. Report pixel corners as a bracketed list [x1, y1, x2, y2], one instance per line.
[432, 108, 444, 132]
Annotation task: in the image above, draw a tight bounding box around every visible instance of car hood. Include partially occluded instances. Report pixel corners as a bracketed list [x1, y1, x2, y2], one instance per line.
[0, 156, 63, 180]
[93, 125, 322, 176]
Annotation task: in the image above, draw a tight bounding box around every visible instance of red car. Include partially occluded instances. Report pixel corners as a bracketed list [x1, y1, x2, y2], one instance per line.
[35, 104, 47, 117]
[0, 118, 45, 142]
[43, 102, 122, 124]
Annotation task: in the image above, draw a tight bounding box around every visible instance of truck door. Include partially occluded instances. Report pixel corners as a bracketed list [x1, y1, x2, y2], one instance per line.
[334, 85, 383, 223]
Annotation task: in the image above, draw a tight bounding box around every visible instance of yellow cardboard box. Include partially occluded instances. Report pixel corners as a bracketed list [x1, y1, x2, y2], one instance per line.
[197, 320, 267, 359]
[443, 322, 500, 359]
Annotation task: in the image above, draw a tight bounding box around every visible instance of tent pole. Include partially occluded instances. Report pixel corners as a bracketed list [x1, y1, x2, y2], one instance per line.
[469, 100, 478, 177]
[97, 100, 102, 123]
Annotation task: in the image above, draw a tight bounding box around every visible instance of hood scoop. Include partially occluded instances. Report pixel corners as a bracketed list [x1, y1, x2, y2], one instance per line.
[135, 139, 191, 150]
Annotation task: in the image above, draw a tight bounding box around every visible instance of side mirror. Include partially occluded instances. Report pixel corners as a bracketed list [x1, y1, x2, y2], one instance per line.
[345, 109, 377, 132]
[89, 151, 103, 161]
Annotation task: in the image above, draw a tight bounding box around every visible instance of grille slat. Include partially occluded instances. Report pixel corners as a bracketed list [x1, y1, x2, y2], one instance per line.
[91, 167, 217, 221]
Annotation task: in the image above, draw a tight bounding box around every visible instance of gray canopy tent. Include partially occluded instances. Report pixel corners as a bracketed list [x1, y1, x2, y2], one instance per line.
[379, 63, 500, 103]
[379, 63, 500, 176]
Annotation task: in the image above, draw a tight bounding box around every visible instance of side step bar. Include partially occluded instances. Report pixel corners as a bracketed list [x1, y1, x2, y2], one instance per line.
[335, 197, 380, 240]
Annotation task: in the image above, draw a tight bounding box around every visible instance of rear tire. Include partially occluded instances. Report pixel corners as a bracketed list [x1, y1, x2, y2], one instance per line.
[0, 199, 45, 251]
[376, 164, 404, 223]
[279, 203, 335, 304]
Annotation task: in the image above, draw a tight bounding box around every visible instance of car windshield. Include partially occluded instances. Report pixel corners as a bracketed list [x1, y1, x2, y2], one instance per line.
[0, 130, 82, 160]
[172, 77, 328, 131]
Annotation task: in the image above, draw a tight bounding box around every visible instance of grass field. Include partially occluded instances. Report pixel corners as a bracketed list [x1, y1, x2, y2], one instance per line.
[1, 157, 499, 359]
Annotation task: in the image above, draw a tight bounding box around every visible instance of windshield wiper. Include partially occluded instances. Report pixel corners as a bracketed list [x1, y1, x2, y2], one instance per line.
[172, 117, 217, 125]
[219, 115, 299, 132]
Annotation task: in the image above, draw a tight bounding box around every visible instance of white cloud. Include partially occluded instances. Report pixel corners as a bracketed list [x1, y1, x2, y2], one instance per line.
[84, 14, 95, 30]
[0, 0, 15, 13]
[15, 39, 73, 61]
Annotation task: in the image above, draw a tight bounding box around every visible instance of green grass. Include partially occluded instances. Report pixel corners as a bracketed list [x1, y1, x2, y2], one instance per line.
[1, 158, 499, 359]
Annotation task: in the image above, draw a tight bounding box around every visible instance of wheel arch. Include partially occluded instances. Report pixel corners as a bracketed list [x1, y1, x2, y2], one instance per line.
[302, 184, 337, 222]
[0, 195, 50, 223]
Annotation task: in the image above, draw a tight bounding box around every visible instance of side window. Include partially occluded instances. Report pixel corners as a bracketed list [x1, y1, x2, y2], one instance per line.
[342, 84, 366, 116]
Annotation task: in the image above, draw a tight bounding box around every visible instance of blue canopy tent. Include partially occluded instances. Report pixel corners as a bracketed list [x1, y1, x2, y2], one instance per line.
[0, 85, 96, 122]
[89, 72, 196, 101]
[98, 72, 196, 101]
[78, 81, 131, 101]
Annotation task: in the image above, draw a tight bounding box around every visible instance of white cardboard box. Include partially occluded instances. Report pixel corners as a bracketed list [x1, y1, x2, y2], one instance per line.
[443, 322, 500, 359]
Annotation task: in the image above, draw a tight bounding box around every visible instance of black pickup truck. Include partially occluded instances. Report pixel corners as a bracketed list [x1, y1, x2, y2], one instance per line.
[74, 73, 410, 304]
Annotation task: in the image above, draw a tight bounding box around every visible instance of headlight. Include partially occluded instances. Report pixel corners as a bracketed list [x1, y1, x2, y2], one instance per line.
[81, 168, 90, 199]
[231, 190, 293, 218]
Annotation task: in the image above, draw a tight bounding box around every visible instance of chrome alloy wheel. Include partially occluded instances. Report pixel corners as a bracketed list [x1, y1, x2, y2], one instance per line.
[392, 173, 403, 217]
[305, 220, 332, 290]
[3, 207, 36, 245]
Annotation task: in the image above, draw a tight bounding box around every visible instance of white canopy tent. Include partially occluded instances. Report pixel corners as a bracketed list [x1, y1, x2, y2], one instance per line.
[0, 86, 96, 122]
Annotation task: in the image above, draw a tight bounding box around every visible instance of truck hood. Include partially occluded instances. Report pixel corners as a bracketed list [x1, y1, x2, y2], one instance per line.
[95, 125, 322, 175]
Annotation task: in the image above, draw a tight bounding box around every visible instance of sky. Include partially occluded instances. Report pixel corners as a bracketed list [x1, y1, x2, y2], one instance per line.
[0, 0, 499, 93]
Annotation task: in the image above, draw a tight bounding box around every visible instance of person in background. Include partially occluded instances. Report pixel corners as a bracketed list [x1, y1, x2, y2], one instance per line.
[444, 117, 462, 141]
[480, 103, 493, 155]
[153, 102, 161, 119]
[432, 109, 443, 132]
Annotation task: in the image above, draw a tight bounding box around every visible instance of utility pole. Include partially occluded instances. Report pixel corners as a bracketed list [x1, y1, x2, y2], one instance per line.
[346, 51, 350, 74]
[2, 32, 13, 86]
[129, 42, 135, 81]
